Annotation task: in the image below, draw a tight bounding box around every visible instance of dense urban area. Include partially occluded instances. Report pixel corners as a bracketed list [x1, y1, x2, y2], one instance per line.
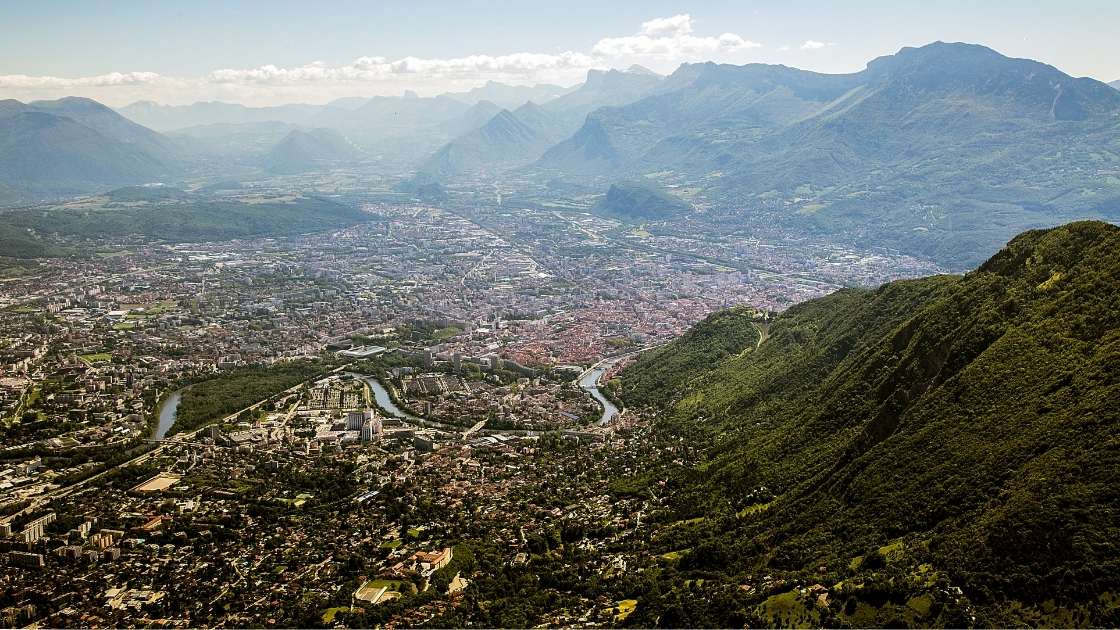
[0, 189, 943, 626]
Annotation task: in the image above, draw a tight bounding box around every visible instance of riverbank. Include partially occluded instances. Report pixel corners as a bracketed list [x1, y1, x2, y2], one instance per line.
[152, 388, 186, 440]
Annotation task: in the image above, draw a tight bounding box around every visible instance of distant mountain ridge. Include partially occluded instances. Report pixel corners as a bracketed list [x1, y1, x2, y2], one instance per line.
[420, 103, 569, 176]
[262, 128, 364, 174]
[420, 67, 664, 176]
[0, 97, 182, 199]
[533, 42, 1120, 268]
[441, 81, 572, 108]
[117, 100, 327, 131]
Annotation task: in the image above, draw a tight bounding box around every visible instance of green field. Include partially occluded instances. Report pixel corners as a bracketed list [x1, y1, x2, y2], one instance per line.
[79, 352, 111, 364]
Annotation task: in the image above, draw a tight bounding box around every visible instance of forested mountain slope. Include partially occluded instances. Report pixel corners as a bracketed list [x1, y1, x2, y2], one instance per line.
[619, 220, 1120, 627]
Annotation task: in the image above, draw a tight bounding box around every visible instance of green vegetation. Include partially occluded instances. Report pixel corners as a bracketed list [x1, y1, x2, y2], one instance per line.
[622, 305, 761, 407]
[1, 193, 368, 243]
[170, 359, 333, 435]
[78, 352, 112, 364]
[619, 221, 1120, 626]
[0, 223, 67, 258]
[433, 326, 462, 340]
[320, 607, 350, 624]
[614, 599, 638, 622]
[592, 180, 691, 222]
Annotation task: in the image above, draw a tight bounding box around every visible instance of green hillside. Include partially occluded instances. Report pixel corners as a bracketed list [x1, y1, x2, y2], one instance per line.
[618, 221, 1120, 627]
[0, 223, 67, 258]
[1, 191, 369, 242]
[592, 181, 691, 222]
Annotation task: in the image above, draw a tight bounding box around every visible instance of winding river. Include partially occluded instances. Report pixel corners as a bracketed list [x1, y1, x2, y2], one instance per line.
[578, 361, 621, 426]
[354, 373, 604, 437]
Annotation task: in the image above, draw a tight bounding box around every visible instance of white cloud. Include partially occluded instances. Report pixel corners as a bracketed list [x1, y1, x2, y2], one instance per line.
[801, 40, 835, 51]
[639, 14, 694, 38]
[0, 71, 170, 89]
[206, 51, 598, 85]
[592, 14, 761, 58]
[0, 15, 765, 105]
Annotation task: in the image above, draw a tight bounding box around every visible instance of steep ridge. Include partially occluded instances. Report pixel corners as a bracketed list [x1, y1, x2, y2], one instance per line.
[424, 67, 663, 177]
[441, 81, 571, 108]
[543, 67, 663, 118]
[538, 62, 859, 173]
[619, 221, 1120, 626]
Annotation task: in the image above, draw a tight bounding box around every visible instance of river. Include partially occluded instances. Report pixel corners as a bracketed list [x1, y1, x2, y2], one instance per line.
[578, 362, 620, 426]
[153, 389, 185, 440]
[361, 376, 421, 421]
[355, 373, 603, 438]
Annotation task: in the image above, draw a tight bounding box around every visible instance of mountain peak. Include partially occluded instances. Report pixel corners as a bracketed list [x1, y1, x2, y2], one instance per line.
[865, 41, 1004, 74]
[514, 101, 544, 115]
[861, 40, 1120, 121]
[626, 64, 661, 77]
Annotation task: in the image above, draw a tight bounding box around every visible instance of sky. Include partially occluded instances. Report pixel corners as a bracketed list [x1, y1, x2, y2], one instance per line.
[1, 0, 1117, 106]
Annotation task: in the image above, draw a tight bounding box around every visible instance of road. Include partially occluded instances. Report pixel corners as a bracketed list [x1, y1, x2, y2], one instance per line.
[752, 321, 770, 349]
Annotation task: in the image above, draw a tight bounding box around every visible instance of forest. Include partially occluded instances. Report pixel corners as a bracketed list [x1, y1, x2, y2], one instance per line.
[616, 221, 1120, 626]
[170, 359, 335, 435]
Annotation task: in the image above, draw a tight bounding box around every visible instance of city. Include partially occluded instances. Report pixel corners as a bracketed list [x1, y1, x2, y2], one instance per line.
[0, 194, 941, 626]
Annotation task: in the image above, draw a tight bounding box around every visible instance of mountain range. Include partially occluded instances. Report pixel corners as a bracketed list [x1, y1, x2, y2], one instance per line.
[617, 220, 1120, 626]
[2, 42, 1118, 269]
[420, 67, 663, 176]
[531, 42, 1120, 267]
[441, 81, 573, 108]
[0, 97, 182, 198]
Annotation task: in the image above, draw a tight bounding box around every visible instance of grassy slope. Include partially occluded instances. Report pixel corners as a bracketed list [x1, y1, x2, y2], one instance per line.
[620, 221, 1120, 626]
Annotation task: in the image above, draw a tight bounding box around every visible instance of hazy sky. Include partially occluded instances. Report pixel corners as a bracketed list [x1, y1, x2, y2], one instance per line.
[1, 0, 1117, 106]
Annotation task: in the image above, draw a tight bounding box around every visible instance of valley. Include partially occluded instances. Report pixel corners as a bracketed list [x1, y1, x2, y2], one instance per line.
[1, 20, 1119, 629]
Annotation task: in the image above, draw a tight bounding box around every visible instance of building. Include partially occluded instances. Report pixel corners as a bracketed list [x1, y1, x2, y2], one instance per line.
[8, 551, 45, 569]
[412, 547, 453, 575]
[13, 512, 55, 544]
[347, 409, 374, 430]
[360, 418, 382, 443]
